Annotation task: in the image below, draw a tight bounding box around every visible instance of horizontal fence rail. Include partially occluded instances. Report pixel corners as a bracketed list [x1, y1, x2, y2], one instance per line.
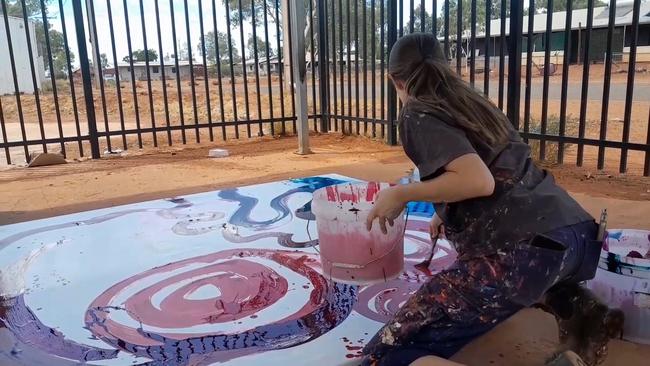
[0, 0, 649, 176]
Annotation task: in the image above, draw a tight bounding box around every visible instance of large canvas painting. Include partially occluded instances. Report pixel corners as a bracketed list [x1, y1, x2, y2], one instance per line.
[0, 175, 456, 365]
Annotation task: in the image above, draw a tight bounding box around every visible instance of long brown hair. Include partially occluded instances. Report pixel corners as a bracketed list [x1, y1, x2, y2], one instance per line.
[388, 33, 510, 146]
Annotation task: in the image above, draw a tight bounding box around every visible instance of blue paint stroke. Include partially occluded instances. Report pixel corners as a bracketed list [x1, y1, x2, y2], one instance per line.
[219, 177, 347, 229]
[0, 296, 119, 363]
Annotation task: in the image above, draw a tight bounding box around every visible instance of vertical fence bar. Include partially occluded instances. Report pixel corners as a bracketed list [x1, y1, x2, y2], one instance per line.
[251, 0, 263, 135]
[355, 0, 360, 134]
[287, 0, 297, 133]
[213, 0, 228, 139]
[124, 0, 143, 148]
[274, 0, 286, 134]
[387, 0, 398, 145]
[484, 0, 491, 97]
[198, 0, 214, 141]
[170, 0, 187, 143]
[470, 0, 476, 87]
[331, 0, 339, 131]
[371, 0, 376, 137]
[444, 0, 449, 60]
[363, 0, 368, 134]
[20, 0, 47, 153]
[154, 0, 172, 145]
[184, 0, 200, 142]
[88, 0, 111, 152]
[140, 0, 158, 147]
[645, 110, 650, 176]
[330, 0, 338, 131]
[539, 0, 554, 160]
[59, 0, 83, 155]
[290, 0, 309, 153]
[310, 0, 318, 131]
[0, 99, 10, 165]
[237, 0, 251, 137]
[0, 99, 8, 164]
[420, 0, 425, 33]
[455, 0, 462, 75]
[106, 0, 127, 149]
[40, 0, 65, 156]
[380, 0, 385, 138]
[317, 0, 329, 133]
[498, 0, 506, 110]
[72, 0, 100, 158]
[506, 0, 523, 130]
[432, 0, 437, 35]
[558, 0, 573, 164]
[264, 0, 276, 135]
[620, 0, 641, 173]
[225, 0, 239, 138]
[399, 0, 404, 37]
[409, 0, 414, 33]
[523, 0, 534, 143]
[577, 0, 594, 166]
[597, 0, 617, 170]
[339, 0, 345, 132]
[347, 0, 352, 133]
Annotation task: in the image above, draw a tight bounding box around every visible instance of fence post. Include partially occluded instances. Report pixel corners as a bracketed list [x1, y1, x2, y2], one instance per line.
[506, 0, 523, 130]
[317, 0, 329, 133]
[289, 0, 310, 154]
[386, 0, 398, 146]
[72, 0, 100, 159]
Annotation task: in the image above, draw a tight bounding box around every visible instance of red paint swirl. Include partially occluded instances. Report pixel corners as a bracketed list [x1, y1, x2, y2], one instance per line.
[354, 219, 457, 323]
[84, 248, 356, 364]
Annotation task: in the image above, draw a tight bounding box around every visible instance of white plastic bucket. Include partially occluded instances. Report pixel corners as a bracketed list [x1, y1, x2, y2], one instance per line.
[311, 182, 406, 285]
[586, 229, 650, 344]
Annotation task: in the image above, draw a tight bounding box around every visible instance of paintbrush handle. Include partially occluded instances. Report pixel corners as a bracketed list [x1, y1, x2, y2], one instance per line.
[597, 209, 608, 242]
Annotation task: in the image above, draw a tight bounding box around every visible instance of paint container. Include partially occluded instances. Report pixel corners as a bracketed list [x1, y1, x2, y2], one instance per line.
[312, 182, 406, 285]
[586, 229, 650, 344]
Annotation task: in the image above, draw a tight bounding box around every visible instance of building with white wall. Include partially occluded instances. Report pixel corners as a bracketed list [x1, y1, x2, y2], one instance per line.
[0, 15, 46, 95]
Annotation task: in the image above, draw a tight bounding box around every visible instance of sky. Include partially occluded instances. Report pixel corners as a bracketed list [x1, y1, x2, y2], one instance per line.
[41, 0, 454, 68]
[36, 0, 615, 68]
[46, 0, 270, 67]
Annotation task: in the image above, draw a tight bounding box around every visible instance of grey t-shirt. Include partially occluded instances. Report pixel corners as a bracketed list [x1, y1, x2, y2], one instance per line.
[399, 102, 593, 259]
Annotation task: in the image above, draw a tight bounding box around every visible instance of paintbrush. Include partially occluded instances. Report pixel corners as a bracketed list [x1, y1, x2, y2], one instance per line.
[415, 223, 444, 271]
[597, 208, 608, 242]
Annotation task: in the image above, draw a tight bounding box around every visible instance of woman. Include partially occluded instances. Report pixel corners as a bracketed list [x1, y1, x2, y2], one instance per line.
[363, 33, 618, 366]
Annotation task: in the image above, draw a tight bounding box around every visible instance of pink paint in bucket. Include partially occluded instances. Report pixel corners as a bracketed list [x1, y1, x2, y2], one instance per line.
[311, 182, 406, 285]
[587, 229, 650, 344]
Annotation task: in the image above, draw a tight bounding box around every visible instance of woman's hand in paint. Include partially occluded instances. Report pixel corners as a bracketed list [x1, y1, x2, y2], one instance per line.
[366, 187, 406, 234]
[429, 214, 445, 240]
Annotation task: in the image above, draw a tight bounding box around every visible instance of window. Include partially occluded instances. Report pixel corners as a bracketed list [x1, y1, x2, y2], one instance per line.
[171, 67, 176, 73]
[152, 66, 159, 73]
[127, 67, 131, 72]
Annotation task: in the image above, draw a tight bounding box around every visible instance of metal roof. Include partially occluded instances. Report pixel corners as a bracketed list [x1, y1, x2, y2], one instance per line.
[477, 2, 650, 38]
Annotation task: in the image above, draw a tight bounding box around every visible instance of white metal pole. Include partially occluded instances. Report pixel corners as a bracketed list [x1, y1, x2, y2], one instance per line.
[289, 0, 310, 154]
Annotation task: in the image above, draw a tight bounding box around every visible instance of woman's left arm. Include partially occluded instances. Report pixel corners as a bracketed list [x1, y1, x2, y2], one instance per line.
[366, 153, 494, 233]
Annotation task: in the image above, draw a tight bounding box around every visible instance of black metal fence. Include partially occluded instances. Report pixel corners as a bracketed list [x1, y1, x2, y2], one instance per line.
[1, 0, 649, 176]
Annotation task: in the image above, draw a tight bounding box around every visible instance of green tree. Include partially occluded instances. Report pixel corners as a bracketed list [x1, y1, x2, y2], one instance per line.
[100, 53, 108, 70]
[49, 29, 74, 79]
[123, 49, 158, 63]
[247, 34, 275, 58]
[198, 31, 241, 62]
